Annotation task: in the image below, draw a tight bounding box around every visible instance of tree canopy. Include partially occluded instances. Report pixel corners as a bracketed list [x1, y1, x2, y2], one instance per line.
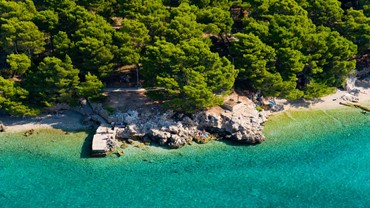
[142, 38, 237, 112]
[0, 0, 369, 115]
[25, 56, 80, 107]
[233, 0, 358, 99]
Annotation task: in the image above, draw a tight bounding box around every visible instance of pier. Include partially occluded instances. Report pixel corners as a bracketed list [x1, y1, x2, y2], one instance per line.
[91, 126, 116, 156]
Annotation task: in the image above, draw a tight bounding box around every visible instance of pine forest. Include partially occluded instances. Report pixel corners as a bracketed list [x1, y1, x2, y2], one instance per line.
[0, 0, 369, 115]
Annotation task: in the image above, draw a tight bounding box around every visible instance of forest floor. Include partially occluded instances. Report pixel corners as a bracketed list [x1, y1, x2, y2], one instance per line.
[102, 90, 164, 113]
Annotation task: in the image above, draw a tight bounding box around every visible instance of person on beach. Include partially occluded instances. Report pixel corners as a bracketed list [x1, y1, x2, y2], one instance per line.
[0, 122, 5, 132]
[202, 129, 209, 138]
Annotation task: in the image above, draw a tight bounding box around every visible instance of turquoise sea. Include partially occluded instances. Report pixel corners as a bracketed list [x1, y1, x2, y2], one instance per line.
[1, 106, 370, 207]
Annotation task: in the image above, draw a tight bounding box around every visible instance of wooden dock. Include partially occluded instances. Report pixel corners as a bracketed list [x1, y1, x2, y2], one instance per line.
[91, 126, 116, 156]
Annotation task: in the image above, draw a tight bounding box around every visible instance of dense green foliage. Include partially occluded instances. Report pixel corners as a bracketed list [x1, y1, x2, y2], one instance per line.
[0, 0, 369, 115]
[25, 56, 80, 106]
[232, 0, 358, 99]
[142, 38, 237, 112]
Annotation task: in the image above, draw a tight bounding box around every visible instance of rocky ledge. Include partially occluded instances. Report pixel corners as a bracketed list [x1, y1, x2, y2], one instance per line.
[111, 97, 268, 149]
[0, 122, 6, 132]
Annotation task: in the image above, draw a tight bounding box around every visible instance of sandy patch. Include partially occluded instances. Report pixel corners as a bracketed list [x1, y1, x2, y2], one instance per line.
[1, 110, 91, 133]
[275, 84, 370, 112]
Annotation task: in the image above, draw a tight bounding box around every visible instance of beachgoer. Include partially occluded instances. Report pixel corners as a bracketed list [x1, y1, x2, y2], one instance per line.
[0, 122, 5, 132]
[111, 122, 115, 130]
[202, 129, 209, 138]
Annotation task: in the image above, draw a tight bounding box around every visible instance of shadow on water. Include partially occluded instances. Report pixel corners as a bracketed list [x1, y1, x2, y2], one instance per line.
[146, 137, 261, 151]
[214, 138, 260, 147]
[147, 142, 173, 150]
[80, 130, 95, 158]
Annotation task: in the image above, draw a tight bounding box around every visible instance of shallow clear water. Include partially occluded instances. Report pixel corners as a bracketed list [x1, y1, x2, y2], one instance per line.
[0, 107, 370, 207]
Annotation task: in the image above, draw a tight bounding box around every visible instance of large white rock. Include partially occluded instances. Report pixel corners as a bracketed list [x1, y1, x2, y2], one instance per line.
[110, 95, 267, 147]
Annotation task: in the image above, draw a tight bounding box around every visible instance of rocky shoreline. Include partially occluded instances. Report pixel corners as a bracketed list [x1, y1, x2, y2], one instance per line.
[99, 96, 269, 149]
[88, 78, 370, 149]
[0, 93, 269, 150]
[2, 76, 369, 150]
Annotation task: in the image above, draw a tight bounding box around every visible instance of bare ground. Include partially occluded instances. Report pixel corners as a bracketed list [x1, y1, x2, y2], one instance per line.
[103, 91, 164, 113]
[1, 110, 92, 133]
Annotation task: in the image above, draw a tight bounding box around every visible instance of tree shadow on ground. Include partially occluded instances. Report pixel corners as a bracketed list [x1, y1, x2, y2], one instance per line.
[103, 91, 164, 113]
[356, 79, 370, 89]
[0, 110, 94, 133]
[282, 98, 324, 109]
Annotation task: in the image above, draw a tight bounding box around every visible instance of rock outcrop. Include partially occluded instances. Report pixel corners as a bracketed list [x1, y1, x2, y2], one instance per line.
[113, 97, 267, 148]
[341, 94, 359, 102]
[0, 122, 6, 132]
[192, 101, 266, 144]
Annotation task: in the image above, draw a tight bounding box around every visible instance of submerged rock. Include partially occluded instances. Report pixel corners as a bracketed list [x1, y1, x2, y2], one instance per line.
[341, 94, 359, 103]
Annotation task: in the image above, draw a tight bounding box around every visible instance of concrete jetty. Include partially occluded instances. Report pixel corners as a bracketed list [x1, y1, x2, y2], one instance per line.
[91, 126, 116, 156]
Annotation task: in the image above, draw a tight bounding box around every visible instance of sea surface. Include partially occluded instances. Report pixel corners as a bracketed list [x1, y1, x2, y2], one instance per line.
[0, 106, 370, 208]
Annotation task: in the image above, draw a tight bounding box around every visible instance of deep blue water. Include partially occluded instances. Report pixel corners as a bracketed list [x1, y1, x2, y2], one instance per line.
[0, 107, 370, 207]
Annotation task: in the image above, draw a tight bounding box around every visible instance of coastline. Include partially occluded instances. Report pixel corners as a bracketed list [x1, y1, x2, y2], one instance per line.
[1, 84, 370, 134]
[274, 85, 370, 112]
